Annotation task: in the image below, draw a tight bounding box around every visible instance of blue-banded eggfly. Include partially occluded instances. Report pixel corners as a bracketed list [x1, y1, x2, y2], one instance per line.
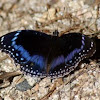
[0, 30, 96, 78]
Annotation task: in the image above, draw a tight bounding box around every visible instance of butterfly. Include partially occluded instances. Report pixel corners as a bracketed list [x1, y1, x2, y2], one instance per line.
[0, 30, 96, 78]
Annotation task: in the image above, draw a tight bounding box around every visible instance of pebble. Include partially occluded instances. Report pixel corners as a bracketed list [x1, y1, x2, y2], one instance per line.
[16, 79, 33, 91]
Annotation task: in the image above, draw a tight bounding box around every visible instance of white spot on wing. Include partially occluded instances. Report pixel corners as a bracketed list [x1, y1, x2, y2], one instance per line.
[14, 32, 20, 36]
[1, 36, 4, 42]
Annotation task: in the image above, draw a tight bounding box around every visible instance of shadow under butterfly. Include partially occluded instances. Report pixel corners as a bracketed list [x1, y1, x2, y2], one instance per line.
[0, 30, 96, 78]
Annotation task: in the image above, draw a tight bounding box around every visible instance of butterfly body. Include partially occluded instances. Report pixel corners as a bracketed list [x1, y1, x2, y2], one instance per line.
[0, 30, 96, 78]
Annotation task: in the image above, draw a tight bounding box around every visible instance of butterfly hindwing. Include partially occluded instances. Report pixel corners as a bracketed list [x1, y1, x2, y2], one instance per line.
[48, 33, 96, 77]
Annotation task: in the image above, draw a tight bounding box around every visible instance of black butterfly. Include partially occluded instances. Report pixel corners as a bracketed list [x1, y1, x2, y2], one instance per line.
[0, 30, 96, 78]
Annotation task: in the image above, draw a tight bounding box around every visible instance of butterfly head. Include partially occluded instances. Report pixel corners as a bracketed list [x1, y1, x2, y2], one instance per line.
[53, 30, 59, 37]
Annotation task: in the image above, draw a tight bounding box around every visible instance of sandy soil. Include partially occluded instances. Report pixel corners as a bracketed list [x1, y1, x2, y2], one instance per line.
[0, 0, 100, 100]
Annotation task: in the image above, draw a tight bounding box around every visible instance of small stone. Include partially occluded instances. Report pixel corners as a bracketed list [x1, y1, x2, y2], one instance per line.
[24, 75, 40, 86]
[0, 11, 7, 19]
[47, 8, 56, 20]
[33, 8, 56, 23]
[16, 79, 32, 91]
[4, 95, 12, 100]
[84, 0, 95, 5]
[3, 3, 12, 11]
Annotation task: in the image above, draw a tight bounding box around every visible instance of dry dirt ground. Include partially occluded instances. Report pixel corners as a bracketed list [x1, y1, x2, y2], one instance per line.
[0, 0, 100, 100]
